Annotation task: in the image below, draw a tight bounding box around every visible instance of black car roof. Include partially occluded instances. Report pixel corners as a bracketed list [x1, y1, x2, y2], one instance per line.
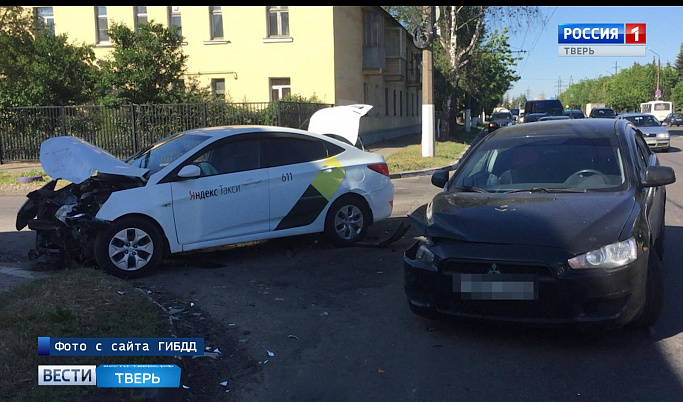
[489, 117, 621, 140]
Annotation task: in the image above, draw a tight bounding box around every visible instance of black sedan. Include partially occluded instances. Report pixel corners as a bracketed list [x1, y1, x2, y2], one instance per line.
[404, 119, 676, 330]
[487, 111, 515, 132]
[662, 112, 683, 126]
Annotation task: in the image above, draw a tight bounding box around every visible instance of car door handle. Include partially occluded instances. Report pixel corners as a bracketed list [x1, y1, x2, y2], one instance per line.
[321, 166, 336, 172]
[243, 179, 262, 185]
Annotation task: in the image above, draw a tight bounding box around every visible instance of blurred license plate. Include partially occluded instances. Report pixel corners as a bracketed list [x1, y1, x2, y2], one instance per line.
[453, 274, 537, 300]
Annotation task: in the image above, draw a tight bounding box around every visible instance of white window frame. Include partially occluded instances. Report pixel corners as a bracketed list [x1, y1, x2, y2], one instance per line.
[134, 6, 148, 34]
[96, 6, 109, 44]
[34, 7, 55, 35]
[210, 6, 224, 40]
[270, 78, 291, 101]
[267, 6, 289, 37]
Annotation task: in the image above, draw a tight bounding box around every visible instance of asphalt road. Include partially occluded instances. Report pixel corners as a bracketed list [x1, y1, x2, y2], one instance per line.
[3, 128, 683, 401]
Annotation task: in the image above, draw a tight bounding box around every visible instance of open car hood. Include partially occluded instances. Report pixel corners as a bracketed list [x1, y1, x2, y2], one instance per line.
[307, 104, 373, 146]
[40, 136, 149, 184]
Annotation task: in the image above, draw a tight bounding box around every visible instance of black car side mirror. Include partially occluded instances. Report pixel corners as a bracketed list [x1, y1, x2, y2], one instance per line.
[431, 170, 450, 188]
[642, 165, 676, 187]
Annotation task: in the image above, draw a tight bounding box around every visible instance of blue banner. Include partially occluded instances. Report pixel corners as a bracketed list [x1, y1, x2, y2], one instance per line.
[37, 337, 204, 356]
[558, 23, 624, 44]
[97, 364, 181, 388]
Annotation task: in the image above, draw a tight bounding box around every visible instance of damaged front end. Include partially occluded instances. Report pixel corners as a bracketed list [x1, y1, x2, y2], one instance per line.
[16, 176, 142, 263]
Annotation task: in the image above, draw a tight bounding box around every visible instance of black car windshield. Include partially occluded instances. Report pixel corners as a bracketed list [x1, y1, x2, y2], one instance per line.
[126, 132, 211, 175]
[491, 112, 513, 120]
[451, 135, 626, 193]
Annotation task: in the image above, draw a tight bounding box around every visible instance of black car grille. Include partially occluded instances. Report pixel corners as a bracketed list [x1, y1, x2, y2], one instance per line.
[442, 260, 553, 277]
[438, 297, 574, 321]
[434, 260, 629, 322]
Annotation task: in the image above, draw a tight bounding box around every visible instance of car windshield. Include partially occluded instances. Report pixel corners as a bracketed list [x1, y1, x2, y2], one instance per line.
[126, 132, 211, 175]
[451, 135, 626, 193]
[491, 112, 512, 120]
[624, 115, 660, 127]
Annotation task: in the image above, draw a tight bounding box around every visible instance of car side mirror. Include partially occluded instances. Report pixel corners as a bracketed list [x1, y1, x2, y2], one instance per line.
[431, 170, 450, 188]
[642, 165, 676, 187]
[177, 164, 201, 179]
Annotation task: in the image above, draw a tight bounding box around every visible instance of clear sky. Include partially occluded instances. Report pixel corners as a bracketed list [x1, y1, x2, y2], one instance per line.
[504, 6, 681, 101]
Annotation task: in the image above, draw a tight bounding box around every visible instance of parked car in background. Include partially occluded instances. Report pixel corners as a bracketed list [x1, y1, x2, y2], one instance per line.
[509, 108, 520, 122]
[487, 111, 515, 132]
[521, 112, 549, 123]
[16, 105, 395, 278]
[539, 115, 569, 121]
[565, 109, 586, 119]
[404, 118, 676, 330]
[615, 112, 670, 152]
[523, 99, 564, 122]
[588, 107, 616, 118]
[661, 112, 683, 126]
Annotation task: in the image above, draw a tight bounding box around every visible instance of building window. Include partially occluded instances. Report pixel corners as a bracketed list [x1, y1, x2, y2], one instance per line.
[270, 78, 291, 101]
[135, 6, 148, 33]
[211, 79, 225, 97]
[168, 6, 182, 36]
[393, 89, 397, 116]
[34, 7, 55, 35]
[96, 6, 109, 43]
[210, 6, 224, 40]
[267, 6, 289, 37]
[384, 88, 389, 116]
[400, 91, 403, 116]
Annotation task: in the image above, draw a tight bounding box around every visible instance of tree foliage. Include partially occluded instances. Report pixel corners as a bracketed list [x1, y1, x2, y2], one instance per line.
[96, 22, 191, 106]
[0, 6, 97, 107]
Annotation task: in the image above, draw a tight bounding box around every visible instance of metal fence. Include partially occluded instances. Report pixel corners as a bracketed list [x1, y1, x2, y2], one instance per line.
[0, 101, 332, 163]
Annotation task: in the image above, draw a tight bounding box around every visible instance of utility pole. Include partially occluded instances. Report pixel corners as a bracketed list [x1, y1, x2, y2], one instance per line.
[421, 5, 434, 157]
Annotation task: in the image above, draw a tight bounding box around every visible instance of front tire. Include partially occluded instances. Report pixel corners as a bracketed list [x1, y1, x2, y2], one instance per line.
[324, 195, 370, 246]
[94, 217, 164, 279]
[630, 250, 664, 329]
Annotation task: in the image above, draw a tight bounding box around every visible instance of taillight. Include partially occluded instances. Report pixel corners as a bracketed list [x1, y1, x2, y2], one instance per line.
[367, 163, 390, 177]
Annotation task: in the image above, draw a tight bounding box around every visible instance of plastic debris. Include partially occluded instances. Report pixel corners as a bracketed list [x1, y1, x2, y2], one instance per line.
[182, 385, 190, 389]
[213, 348, 221, 354]
[320, 312, 329, 317]
[192, 351, 220, 360]
[378, 369, 385, 374]
[190, 302, 195, 307]
[168, 307, 185, 314]
[267, 350, 275, 357]
[117, 291, 125, 295]
[288, 335, 299, 340]
[274, 297, 285, 301]
[220, 381, 228, 387]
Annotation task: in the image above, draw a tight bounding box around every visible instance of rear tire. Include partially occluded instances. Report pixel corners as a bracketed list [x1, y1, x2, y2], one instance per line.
[324, 195, 370, 246]
[94, 217, 164, 279]
[630, 250, 664, 329]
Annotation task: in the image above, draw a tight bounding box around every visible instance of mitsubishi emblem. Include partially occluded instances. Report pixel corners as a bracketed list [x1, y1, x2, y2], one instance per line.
[487, 263, 501, 274]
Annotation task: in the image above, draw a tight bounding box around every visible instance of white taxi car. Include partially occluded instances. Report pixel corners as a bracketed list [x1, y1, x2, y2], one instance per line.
[16, 105, 394, 278]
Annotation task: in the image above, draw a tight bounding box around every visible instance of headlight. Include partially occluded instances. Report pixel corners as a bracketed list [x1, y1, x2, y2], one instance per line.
[657, 132, 669, 139]
[55, 204, 76, 224]
[568, 237, 638, 270]
[416, 244, 438, 264]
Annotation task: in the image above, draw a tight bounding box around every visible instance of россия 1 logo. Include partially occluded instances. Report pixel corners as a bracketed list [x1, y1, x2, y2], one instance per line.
[558, 23, 646, 57]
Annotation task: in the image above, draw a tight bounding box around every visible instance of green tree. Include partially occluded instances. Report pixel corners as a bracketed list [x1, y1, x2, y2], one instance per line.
[0, 6, 96, 107]
[97, 22, 192, 105]
[675, 43, 683, 81]
[466, 28, 521, 116]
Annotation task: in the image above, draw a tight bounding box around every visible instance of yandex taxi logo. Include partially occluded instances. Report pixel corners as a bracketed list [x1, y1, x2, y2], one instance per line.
[625, 23, 646, 44]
